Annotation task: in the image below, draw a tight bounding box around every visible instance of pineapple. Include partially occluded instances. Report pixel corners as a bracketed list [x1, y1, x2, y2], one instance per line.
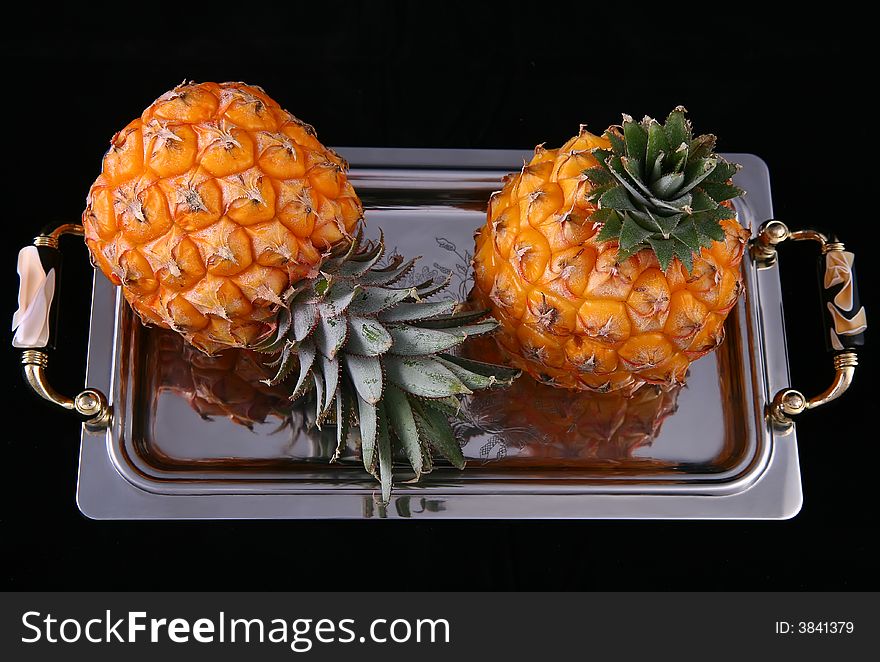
[83, 81, 363, 355]
[472, 108, 749, 392]
[82, 81, 519, 499]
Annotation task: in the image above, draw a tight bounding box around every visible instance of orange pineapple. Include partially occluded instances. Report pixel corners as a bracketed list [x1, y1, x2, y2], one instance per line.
[81, 81, 520, 499]
[472, 108, 749, 392]
[83, 81, 363, 354]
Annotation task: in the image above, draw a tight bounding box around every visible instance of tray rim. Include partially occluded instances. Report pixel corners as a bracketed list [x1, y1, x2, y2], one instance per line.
[76, 148, 802, 519]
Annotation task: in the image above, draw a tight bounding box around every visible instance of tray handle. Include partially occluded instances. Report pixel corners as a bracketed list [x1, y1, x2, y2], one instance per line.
[13, 223, 111, 431]
[751, 220, 866, 427]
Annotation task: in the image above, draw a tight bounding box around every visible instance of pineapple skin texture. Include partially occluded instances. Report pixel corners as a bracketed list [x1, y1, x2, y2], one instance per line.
[83, 82, 363, 354]
[471, 128, 750, 393]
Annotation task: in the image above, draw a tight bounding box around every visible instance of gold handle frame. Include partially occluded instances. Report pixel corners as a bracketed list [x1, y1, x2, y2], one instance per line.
[19, 224, 112, 431]
[751, 220, 859, 427]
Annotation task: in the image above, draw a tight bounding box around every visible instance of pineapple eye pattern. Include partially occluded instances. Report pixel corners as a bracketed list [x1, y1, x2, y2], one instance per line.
[83, 81, 365, 355]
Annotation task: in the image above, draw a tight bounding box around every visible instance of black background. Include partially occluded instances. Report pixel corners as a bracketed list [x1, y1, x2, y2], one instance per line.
[3, 4, 874, 589]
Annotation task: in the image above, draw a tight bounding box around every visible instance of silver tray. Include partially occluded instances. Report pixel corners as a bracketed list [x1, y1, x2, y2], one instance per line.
[74, 148, 803, 519]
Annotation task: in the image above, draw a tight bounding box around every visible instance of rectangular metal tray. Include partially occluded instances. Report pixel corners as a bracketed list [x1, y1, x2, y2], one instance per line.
[76, 148, 802, 519]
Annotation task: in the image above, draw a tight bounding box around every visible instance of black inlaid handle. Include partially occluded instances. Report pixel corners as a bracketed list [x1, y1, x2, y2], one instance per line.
[751, 221, 865, 427]
[14, 223, 111, 430]
[819, 246, 866, 352]
[36, 244, 62, 351]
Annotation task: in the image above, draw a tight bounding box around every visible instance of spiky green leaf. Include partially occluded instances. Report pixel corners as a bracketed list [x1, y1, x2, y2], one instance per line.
[651, 172, 685, 198]
[619, 215, 654, 251]
[264, 341, 298, 386]
[672, 218, 702, 256]
[599, 186, 638, 211]
[694, 214, 728, 242]
[664, 108, 690, 151]
[289, 339, 316, 400]
[412, 273, 452, 300]
[385, 355, 472, 398]
[655, 213, 683, 238]
[377, 300, 456, 324]
[319, 354, 339, 423]
[584, 166, 614, 186]
[416, 309, 491, 329]
[607, 157, 652, 206]
[700, 182, 743, 202]
[316, 282, 357, 318]
[690, 189, 718, 213]
[376, 400, 393, 503]
[436, 357, 499, 390]
[648, 236, 676, 271]
[672, 237, 695, 273]
[312, 370, 325, 422]
[649, 152, 666, 183]
[645, 121, 669, 174]
[337, 238, 384, 277]
[621, 157, 653, 198]
[343, 354, 383, 404]
[331, 390, 351, 463]
[349, 285, 415, 315]
[346, 317, 393, 356]
[358, 257, 417, 286]
[689, 134, 717, 160]
[313, 314, 348, 358]
[357, 394, 378, 476]
[679, 158, 717, 195]
[701, 181, 743, 203]
[623, 119, 648, 161]
[705, 160, 739, 183]
[586, 183, 614, 204]
[389, 325, 466, 356]
[292, 303, 319, 342]
[409, 397, 465, 470]
[629, 210, 664, 233]
[420, 396, 461, 417]
[594, 210, 623, 242]
[667, 143, 689, 173]
[385, 386, 423, 478]
[607, 129, 626, 155]
[439, 354, 521, 384]
[587, 207, 616, 225]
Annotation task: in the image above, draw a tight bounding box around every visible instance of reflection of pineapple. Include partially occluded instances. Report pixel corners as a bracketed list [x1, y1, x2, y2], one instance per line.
[154, 330, 291, 428]
[154, 330, 352, 459]
[472, 109, 749, 393]
[84, 81, 363, 354]
[463, 376, 680, 463]
[460, 337, 680, 462]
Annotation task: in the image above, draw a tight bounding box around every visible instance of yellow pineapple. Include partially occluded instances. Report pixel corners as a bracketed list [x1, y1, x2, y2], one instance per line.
[472, 108, 749, 392]
[83, 81, 363, 354]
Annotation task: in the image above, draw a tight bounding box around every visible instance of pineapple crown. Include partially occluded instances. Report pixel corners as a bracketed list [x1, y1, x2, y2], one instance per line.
[585, 107, 743, 272]
[253, 231, 520, 501]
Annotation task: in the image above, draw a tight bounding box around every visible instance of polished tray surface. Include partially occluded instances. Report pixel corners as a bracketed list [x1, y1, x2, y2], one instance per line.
[77, 148, 802, 519]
